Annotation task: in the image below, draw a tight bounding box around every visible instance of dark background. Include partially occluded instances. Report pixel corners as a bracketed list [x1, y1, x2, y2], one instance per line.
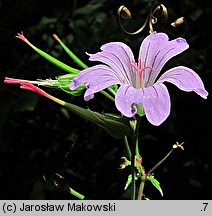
[0, 0, 211, 199]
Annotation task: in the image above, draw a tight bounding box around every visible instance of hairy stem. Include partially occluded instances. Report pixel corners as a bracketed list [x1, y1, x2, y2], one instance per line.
[131, 117, 141, 200]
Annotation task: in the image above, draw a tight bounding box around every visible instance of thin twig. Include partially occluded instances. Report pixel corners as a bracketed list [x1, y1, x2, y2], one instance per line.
[124, 136, 131, 159]
[147, 142, 184, 175]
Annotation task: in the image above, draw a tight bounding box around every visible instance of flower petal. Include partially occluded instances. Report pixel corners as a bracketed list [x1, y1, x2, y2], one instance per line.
[88, 52, 131, 85]
[100, 42, 135, 64]
[142, 83, 171, 126]
[115, 84, 143, 117]
[139, 32, 189, 86]
[98, 42, 135, 84]
[157, 66, 208, 99]
[70, 65, 121, 101]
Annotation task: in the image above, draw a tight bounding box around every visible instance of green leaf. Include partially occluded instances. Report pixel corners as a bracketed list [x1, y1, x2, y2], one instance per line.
[64, 102, 132, 139]
[73, 1, 103, 16]
[124, 174, 138, 190]
[149, 176, 163, 197]
[103, 113, 132, 138]
[124, 175, 132, 190]
[40, 17, 57, 26]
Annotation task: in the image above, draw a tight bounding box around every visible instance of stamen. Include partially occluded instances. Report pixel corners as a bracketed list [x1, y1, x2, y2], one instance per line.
[129, 61, 138, 72]
[129, 59, 154, 88]
[129, 60, 153, 76]
[139, 66, 154, 75]
[138, 59, 142, 70]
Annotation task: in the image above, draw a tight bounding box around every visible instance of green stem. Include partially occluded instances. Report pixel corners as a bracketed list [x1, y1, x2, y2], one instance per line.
[131, 118, 140, 200]
[135, 136, 139, 157]
[53, 34, 88, 69]
[146, 149, 174, 175]
[31, 44, 80, 74]
[100, 90, 115, 102]
[69, 187, 85, 200]
[131, 135, 136, 200]
[124, 136, 131, 159]
[107, 87, 116, 96]
[131, 117, 142, 200]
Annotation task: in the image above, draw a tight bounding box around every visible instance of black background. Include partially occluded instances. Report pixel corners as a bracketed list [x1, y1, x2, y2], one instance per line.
[0, 0, 211, 199]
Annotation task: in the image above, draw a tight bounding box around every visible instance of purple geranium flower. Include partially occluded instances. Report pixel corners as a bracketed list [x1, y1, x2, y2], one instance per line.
[70, 32, 208, 126]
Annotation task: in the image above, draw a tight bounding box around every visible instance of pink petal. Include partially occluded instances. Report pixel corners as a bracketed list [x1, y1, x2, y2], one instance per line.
[142, 83, 171, 126]
[157, 66, 208, 99]
[115, 84, 143, 117]
[88, 51, 132, 85]
[99, 42, 135, 84]
[70, 65, 121, 100]
[139, 32, 189, 87]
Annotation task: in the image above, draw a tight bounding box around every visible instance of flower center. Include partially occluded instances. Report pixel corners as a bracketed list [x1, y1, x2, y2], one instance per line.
[129, 59, 153, 88]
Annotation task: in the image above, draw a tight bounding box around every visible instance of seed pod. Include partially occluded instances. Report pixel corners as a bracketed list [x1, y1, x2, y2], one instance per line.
[171, 17, 186, 28]
[117, 5, 131, 19]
